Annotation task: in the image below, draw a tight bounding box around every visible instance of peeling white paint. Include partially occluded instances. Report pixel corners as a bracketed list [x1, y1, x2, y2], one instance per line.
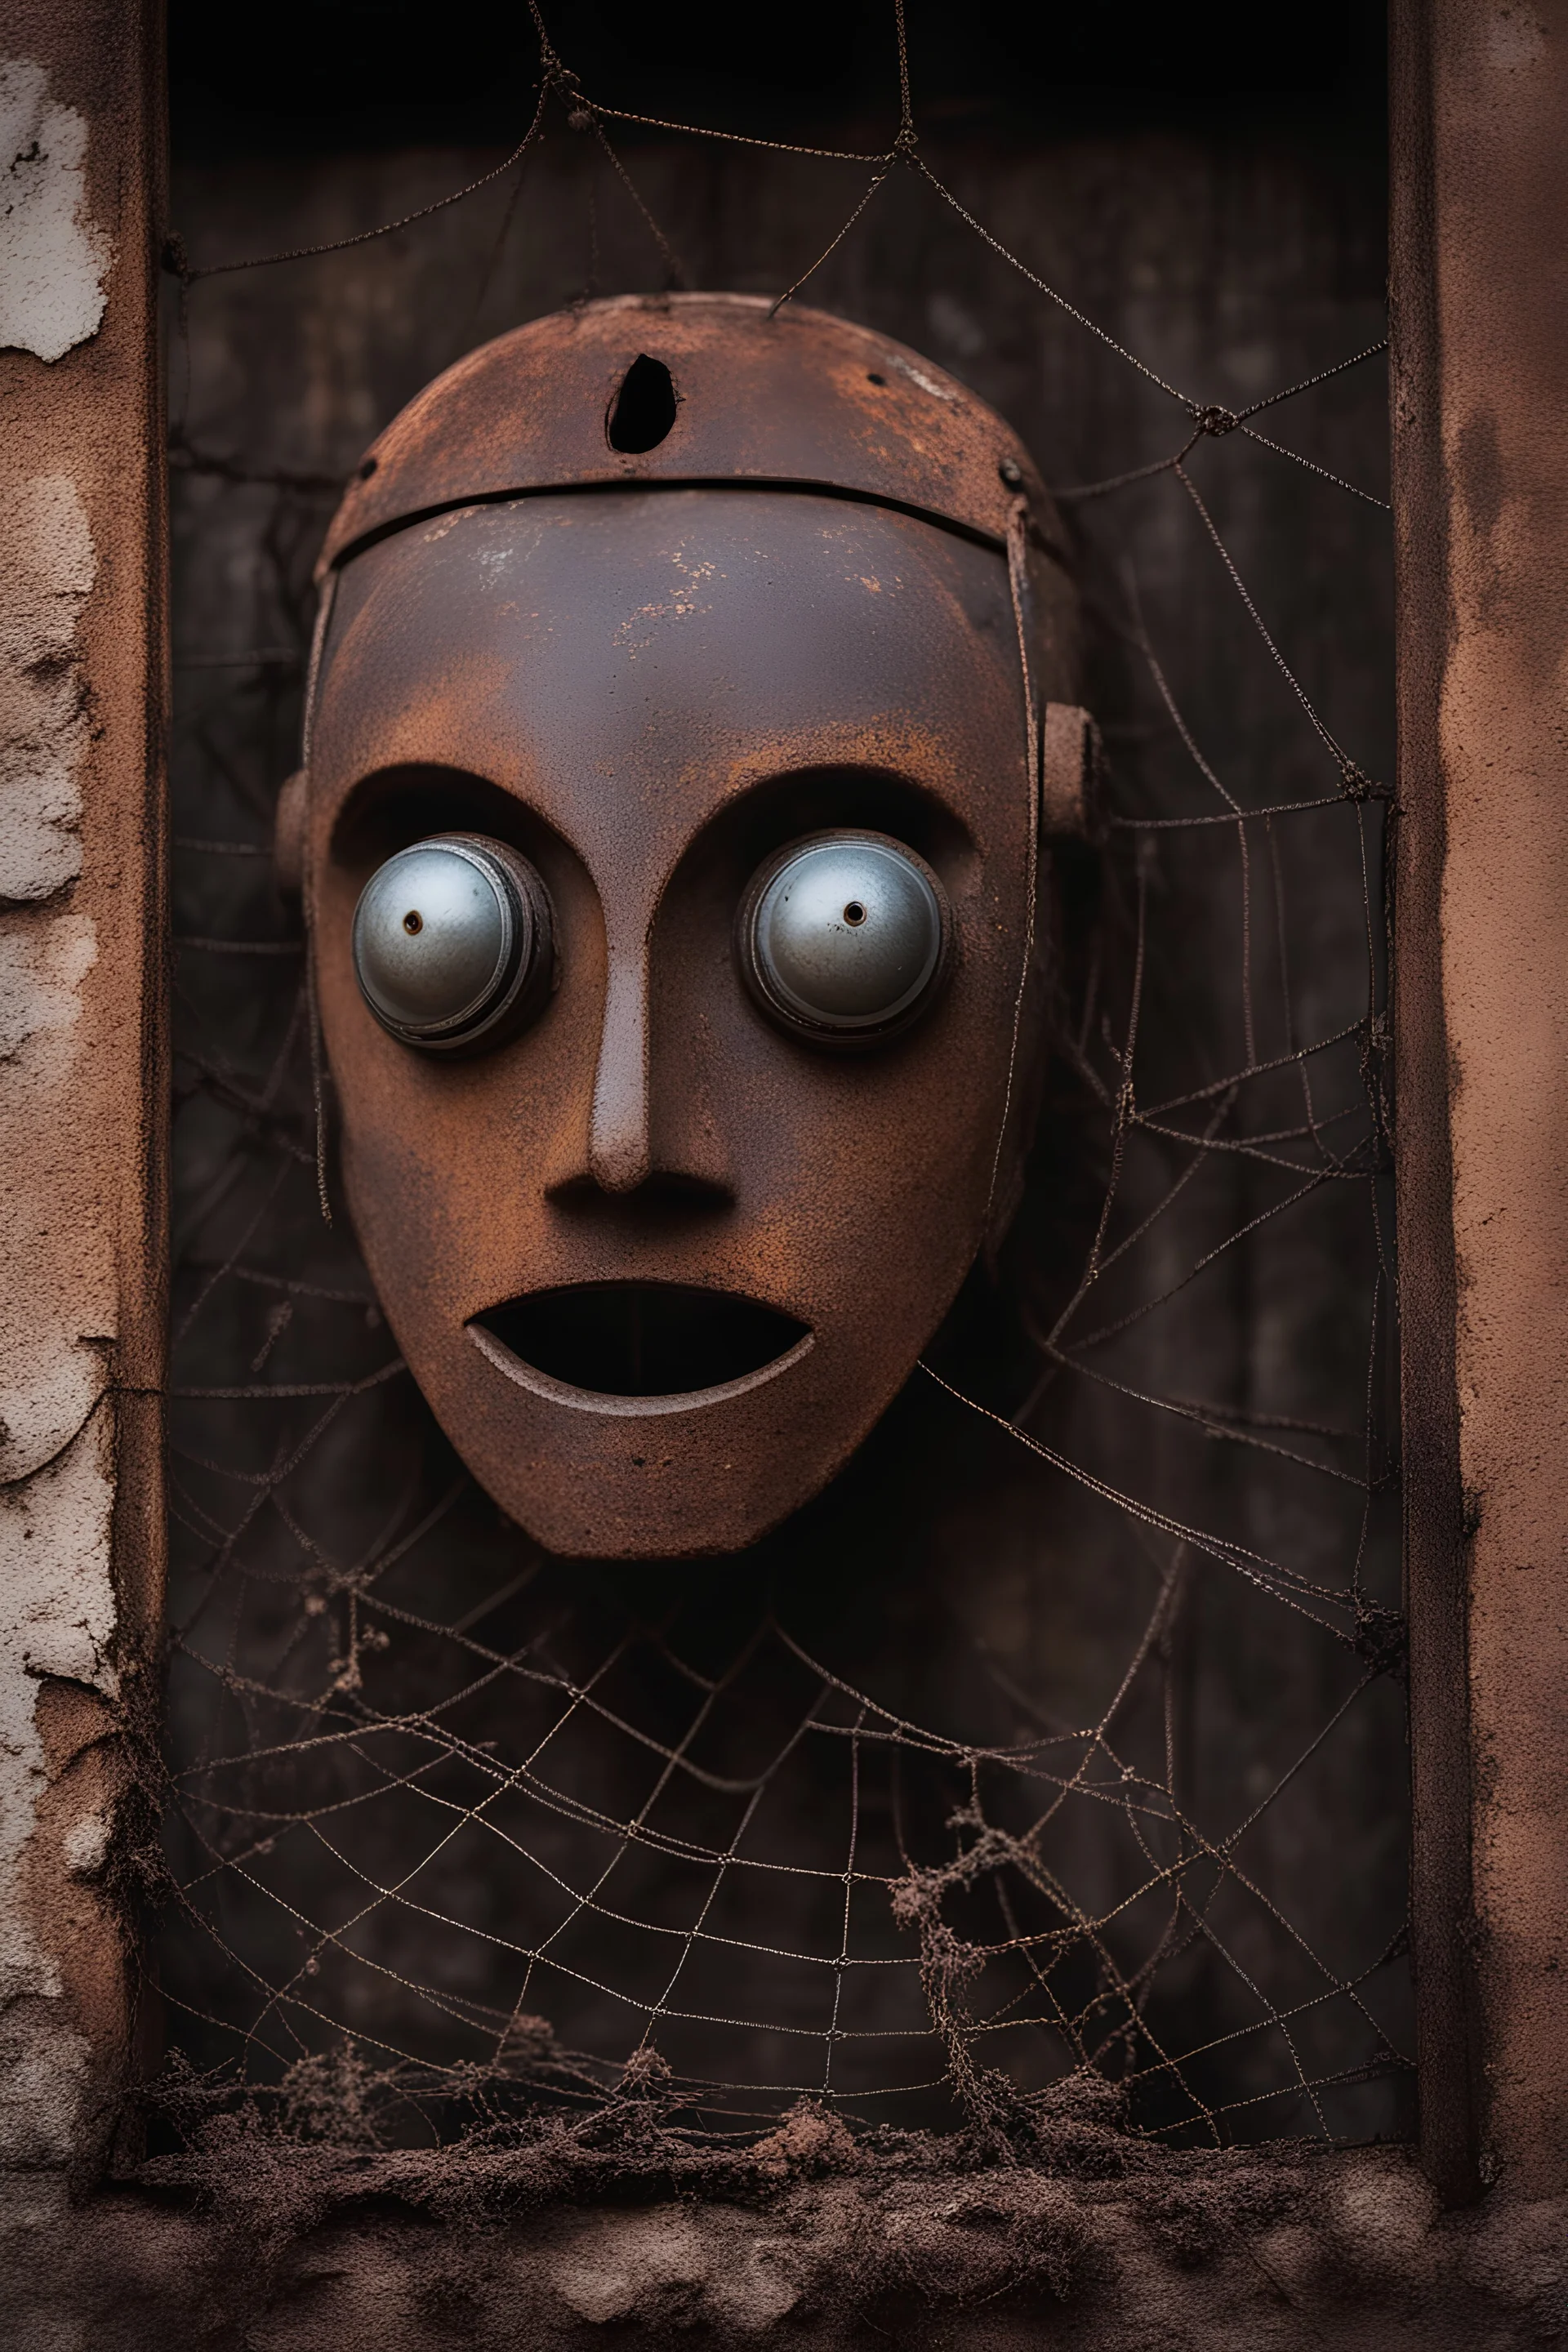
[0, 1409, 117, 1988]
[60, 1811, 109, 1881]
[0, 470, 109, 1498]
[0, 476, 94, 904]
[0, 448, 118, 2167]
[0, 1408, 114, 2166]
[0, 902, 97, 1062]
[0, 60, 109, 365]
[0, 907, 107, 1486]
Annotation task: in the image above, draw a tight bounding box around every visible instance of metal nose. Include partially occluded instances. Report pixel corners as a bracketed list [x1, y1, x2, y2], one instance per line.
[586, 942, 652, 1194]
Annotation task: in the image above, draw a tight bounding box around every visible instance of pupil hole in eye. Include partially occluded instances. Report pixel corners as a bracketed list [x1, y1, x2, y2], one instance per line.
[843, 902, 866, 926]
[403, 909, 423, 934]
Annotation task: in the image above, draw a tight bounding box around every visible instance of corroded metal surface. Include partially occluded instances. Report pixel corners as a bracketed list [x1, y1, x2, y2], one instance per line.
[316, 293, 1064, 577]
[301, 299, 1087, 1557]
[307, 473, 1077, 1555]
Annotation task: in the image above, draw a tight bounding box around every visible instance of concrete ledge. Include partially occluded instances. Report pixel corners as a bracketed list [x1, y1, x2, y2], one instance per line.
[1, 2153, 1562, 2349]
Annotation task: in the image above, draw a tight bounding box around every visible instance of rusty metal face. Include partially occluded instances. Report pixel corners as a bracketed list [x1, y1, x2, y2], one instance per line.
[299, 297, 1085, 1557]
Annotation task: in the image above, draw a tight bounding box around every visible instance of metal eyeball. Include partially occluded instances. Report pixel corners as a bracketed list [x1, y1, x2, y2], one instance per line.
[737, 830, 951, 1049]
[351, 834, 554, 1054]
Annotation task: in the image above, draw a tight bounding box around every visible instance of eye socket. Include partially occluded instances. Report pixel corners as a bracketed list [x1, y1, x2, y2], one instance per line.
[351, 834, 554, 1054]
[737, 830, 951, 1050]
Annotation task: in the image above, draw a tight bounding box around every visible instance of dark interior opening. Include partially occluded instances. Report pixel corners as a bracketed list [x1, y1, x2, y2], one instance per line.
[169, 1, 1388, 158]
[474, 1281, 808, 1395]
[158, 9, 1409, 2165]
[607, 354, 679, 454]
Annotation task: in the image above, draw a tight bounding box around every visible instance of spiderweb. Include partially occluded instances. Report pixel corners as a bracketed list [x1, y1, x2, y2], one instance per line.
[148, 2, 1411, 2177]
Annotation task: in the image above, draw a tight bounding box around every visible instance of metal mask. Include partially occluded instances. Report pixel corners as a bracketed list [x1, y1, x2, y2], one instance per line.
[283, 294, 1095, 1557]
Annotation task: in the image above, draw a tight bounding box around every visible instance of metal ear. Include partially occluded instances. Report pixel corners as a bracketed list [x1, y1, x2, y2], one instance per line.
[274, 768, 309, 898]
[1040, 703, 1104, 841]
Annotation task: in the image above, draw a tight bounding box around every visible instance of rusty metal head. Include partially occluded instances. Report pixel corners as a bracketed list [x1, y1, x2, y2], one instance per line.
[293, 295, 1094, 1558]
[316, 292, 1061, 578]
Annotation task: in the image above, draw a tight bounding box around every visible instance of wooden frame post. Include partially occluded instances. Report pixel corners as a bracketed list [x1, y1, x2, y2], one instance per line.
[1392, 0, 1568, 2205]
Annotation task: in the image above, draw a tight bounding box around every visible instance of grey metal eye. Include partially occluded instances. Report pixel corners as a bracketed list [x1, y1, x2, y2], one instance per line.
[737, 830, 951, 1049]
[351, 833, 553, 1054]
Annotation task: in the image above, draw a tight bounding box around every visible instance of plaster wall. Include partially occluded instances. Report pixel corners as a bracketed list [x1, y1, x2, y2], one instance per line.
[1419, 0, 1568, 2200]
[0, 2, 165, 2174]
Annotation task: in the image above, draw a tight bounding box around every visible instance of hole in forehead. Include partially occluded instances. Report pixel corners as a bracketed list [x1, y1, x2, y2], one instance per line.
[607, 354, 679, 455]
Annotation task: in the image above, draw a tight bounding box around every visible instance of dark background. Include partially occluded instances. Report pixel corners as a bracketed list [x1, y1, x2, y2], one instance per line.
[156, 1, 1410, 2154]
[168, 0, 1388, 154]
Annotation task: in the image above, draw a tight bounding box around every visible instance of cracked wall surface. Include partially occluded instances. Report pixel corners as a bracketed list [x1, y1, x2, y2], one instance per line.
[0, 6, 164, 2176]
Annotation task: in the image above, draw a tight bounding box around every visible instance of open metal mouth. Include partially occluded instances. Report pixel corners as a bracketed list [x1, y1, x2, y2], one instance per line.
[469, 1282, 811, 1403]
